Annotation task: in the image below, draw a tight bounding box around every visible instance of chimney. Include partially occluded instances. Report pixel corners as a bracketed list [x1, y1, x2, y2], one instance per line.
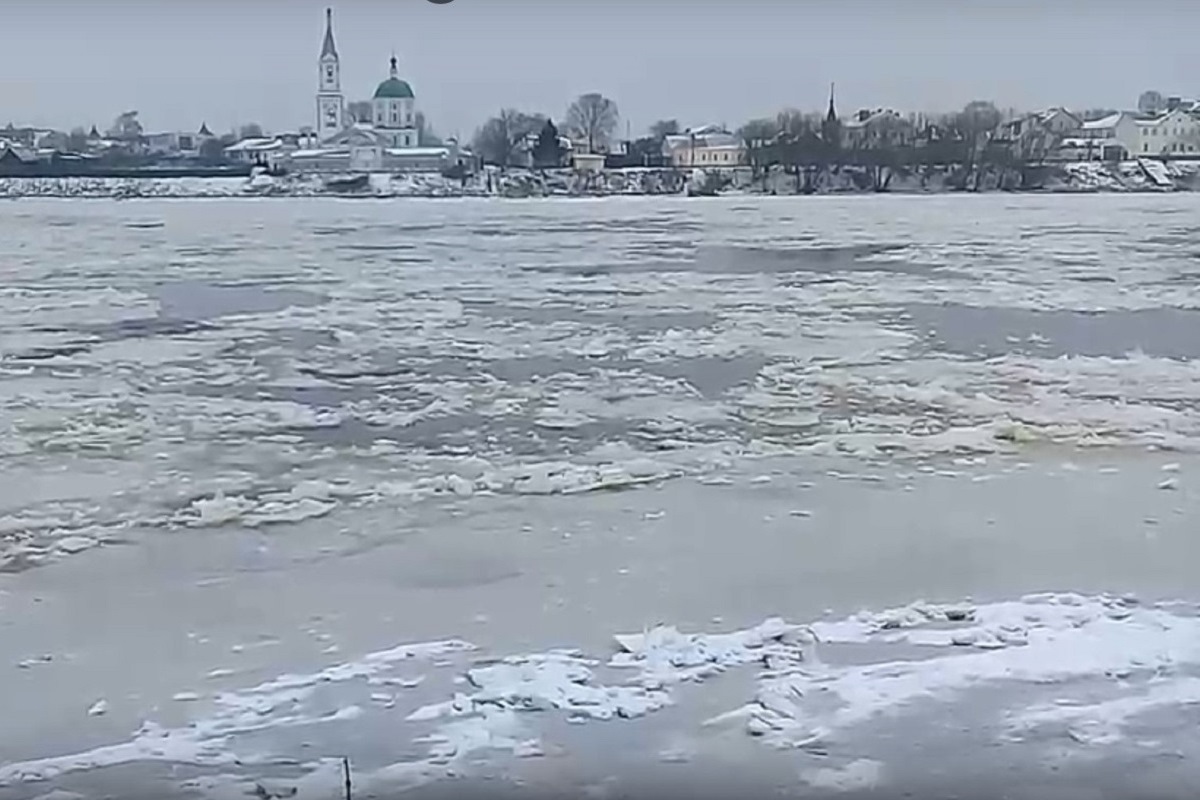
[1167, 96, 1182, 112]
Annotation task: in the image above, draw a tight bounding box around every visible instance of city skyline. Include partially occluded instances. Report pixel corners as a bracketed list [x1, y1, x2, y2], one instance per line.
[2, 0, 1197, 138]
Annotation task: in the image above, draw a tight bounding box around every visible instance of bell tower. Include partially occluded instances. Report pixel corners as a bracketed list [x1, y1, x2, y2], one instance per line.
[316, 8, 344, 140]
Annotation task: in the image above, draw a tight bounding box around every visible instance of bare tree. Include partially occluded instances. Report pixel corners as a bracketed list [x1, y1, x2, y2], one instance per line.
[1138, 90, 1166, 116]
[347, 101, 373, 124]
[66, 127, 90, 153]
[649, 119, 680, 140]
[775, 108, 814, 139]
[472, 109, 544, 167]
[107, 111, 143, 141]
[738, 117, 780, 147]
[414, 112, 442, 147]
[566, 93, 619, 154]
[954, 101, 1002, 190]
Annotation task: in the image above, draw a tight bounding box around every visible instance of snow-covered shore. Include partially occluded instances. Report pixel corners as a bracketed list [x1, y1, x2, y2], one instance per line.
[1, 160, 1198, 199]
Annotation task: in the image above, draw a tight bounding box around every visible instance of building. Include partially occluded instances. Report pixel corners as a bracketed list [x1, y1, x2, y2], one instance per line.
[316, 8, 344, 141]
[1124, 109, 1200, 157]
[662, 126, 745, 168]
[841, 109, 914, 149]
[288, 8, 466, 174]
[143, 125, 216, 158]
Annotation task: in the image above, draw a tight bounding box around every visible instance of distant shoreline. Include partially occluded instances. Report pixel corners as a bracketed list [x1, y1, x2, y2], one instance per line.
[0, 160, 1196, 199]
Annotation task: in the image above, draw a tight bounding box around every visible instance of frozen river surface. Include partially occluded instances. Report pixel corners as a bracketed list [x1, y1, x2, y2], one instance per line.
[4, 195, 1200, 798]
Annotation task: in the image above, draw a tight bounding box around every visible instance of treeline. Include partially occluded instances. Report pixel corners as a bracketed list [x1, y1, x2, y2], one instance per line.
[739, 100, 1028, 192]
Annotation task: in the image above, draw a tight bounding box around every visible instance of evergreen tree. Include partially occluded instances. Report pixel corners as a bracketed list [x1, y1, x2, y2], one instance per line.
[532, 119, 565, 168]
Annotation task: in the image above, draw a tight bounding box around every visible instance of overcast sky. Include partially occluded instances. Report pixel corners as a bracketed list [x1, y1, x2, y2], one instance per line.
[2, 0, 1196, 139]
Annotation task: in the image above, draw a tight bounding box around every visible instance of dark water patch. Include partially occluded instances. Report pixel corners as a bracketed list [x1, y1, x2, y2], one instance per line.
[1019, 226, 1119, 239]
[461, 301, 718, 333]
[174, 245, 244, 258]
[125, 220, 165, 230]
[342, 243, 418, 252]
[365, 222, 445, 234]
[5, 343, 92, 362]
[181, 381, 373, 408]
[470, 226, 522, 238]
[75, 317, 214, 341]
[298, 364, 415, 381]
[310, 225, 361, 237]
[528, 217, 702, 236]
[522, 246, 926, 277]
[154, 281, 326, 322]
[896, 303, 1200, 360]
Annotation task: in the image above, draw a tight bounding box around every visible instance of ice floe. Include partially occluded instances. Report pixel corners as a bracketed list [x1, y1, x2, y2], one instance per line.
[7, 594, 1200, 796]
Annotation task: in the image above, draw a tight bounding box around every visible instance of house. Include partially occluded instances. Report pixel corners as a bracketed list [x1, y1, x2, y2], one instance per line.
[225, 137, 291, 167]
[1124, 109, 1200, 157]
[994, 108, 1083, 162]
[662, 126, 745, 168]
[571, 152, 606, 173]
[841, 109, 914, 149]
[1053, 112, 1137, 161]
[515, 127, 573, 169]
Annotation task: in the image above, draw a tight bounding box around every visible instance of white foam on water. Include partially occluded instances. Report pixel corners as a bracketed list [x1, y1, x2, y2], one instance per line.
[0, 638, 473, 786]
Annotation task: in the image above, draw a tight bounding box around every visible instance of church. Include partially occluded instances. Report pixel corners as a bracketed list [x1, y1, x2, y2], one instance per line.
[290, 8, 469, 174]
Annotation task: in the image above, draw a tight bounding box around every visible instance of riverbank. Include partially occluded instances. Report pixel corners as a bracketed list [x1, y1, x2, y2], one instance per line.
[1, 159, 1197, 199]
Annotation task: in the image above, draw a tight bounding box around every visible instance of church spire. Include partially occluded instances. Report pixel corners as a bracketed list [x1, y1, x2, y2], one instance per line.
[321, 8, 338, 59]
[826, 82, 838, 123]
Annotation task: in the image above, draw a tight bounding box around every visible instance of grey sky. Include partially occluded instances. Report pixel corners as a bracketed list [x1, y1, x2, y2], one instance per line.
[2, 0, 1196, 139]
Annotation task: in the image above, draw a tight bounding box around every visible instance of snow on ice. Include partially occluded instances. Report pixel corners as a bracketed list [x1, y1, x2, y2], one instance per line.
[7, 594, 1200, 796]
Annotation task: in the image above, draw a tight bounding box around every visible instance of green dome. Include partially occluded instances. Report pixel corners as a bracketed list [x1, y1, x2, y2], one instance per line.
[373, 78, 414, 99]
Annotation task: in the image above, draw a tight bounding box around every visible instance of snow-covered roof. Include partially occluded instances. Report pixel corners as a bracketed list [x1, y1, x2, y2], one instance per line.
[226, 138, 286, 153]
[843, 109, 905, 129]
[663, 131, 740, 149]
[1082, 112, 1123, 130]
[290, 148, 344, 158]
[225, 137, 279, 152]
[383, 147, 449, 157]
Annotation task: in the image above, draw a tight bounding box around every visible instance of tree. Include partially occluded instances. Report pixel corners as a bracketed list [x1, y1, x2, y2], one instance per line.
[107, 110, 143, 141]
[199, 136, 230, 163]
[1138, 90, 1166, 116]
[649, 119, 680, 140]
[531, 119, 565, 169]
[566, 93, 619, 154]
[238, 122, 264, 140]
[347, 100, 373, 124]
[472, 108, 544, 167]
[414, 111, 442, 147]
[738, 117, 780, 147]
[66, 127, 90, 153]
[775, 108, 814, 139]
[953, 101, 1002, 189]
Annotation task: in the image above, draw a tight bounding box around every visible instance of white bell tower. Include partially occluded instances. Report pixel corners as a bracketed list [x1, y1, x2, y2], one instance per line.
[316, 8, 344, 140]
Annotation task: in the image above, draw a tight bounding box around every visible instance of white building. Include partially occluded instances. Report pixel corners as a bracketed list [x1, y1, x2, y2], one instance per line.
[370, 57, 417, 148]
[287, 8, 466, 174]
[841, 109, 914, 149]
[316, 8, 344, 141]
[1124, 109, 1200, 157]
[663, 126, 745, 168]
